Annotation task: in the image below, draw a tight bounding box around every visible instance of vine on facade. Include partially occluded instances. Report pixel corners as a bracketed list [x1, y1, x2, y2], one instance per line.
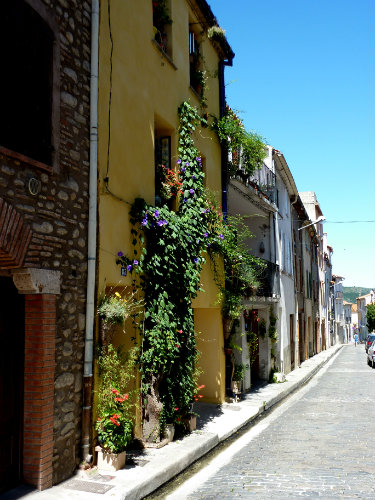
[117, 102, 225, 441]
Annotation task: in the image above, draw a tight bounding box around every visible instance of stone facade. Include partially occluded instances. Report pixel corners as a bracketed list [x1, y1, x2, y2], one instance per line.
[0, 0, 90, 489]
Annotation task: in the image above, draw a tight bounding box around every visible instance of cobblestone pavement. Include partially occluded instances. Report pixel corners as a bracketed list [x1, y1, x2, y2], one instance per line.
[165, 345, 375, 499]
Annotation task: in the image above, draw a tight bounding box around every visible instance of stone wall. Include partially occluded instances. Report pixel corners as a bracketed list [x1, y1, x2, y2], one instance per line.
[0, 0, 91, 486]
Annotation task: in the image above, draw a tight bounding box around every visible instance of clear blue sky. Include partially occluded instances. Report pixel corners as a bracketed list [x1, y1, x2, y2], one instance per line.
[210, 0, 375, 288]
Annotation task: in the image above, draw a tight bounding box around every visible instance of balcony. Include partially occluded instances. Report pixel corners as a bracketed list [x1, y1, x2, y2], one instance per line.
[233, 163, 276, 204]
[245, 260, 280, 299]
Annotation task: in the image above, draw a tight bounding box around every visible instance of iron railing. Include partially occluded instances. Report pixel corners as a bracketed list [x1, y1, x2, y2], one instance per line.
[251, 260, 280, 298]
[234, 162, 276, 204]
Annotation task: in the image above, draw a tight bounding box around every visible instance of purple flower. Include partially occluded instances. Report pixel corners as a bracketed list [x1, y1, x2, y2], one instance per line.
[127, 264, 132, 271]
[185, 162, 190, 166]
[189, 189, 194, 195]
[117, 251, 124, 257]
[154, 210, 159, 218]
[177, 159, 182, 164]
[194, 258, 199, 264]
[133, 260, 139, 266]
[163, 220, 169, 225]
[183, 198, 187, 203]
[204, 232, 209, 238]
[204, 208, 209, 213]
[192, 175, 195, 180]
[141, 218, 148, 226]
[196, 157, 201, 162]
[219, 234, 224, 240]
[181, 167, 185, 172]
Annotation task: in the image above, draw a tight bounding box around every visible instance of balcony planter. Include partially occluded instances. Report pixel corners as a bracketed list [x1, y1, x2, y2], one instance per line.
[95, 446, 126, 472]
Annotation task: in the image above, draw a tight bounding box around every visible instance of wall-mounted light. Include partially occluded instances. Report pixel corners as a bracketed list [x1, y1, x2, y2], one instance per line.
[298, 215, 326, 231]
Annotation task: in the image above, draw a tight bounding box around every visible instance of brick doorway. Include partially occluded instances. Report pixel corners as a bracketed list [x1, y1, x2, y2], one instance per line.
[0, 277, 24, 493]
[0, 274, 58, 492]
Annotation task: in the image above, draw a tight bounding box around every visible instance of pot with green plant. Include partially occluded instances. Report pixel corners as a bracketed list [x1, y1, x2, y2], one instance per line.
[97, 287, 142, 347]
[152, 0, 172, 51]
[268, 307, 278, 343]
[231, 362, 246, 399]
[207, 25, 226, 43]
[95, 345, 138, 471]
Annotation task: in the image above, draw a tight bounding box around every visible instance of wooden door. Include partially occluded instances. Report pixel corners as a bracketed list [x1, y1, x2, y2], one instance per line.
[0, 277, 24, 493]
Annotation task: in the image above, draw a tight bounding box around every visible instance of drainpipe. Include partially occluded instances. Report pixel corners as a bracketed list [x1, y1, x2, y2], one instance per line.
[82, 0, 99, 464]
[218, 57, 233, 217]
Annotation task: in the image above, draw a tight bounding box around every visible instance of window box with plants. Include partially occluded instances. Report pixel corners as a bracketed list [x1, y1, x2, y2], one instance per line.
[152, 0, 172, 54]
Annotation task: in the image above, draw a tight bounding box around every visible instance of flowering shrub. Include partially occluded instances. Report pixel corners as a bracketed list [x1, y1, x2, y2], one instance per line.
[95, 388, 133, 453]
[95, 345, 138, 452]
[157, 164, 183, 201]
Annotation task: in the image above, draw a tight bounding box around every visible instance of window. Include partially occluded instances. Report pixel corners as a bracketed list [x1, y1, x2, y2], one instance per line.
[152, 0, 172, 56]
[189, 28, 203, 95]
[0, 1, 54, 166]
[155, 135, 171, 207]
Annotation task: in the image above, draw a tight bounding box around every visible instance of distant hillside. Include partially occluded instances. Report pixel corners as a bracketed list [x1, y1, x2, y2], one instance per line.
[343, 287, 372, 303]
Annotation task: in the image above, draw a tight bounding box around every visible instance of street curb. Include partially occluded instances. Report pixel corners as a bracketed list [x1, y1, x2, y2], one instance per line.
[7, 344, 344, 500]
[119, 344, 343, 500]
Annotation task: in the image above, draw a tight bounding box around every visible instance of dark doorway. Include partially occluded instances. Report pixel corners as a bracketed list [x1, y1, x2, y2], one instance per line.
[0, 277, 25, 493]
[249, 310, 260, 383]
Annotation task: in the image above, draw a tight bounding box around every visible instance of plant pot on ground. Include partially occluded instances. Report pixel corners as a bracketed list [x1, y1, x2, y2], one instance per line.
[95, 447, 126, 472]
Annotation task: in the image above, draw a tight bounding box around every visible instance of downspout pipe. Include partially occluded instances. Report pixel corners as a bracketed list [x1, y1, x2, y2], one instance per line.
[219, 57, 233, 217]
[82, 0, 99, 464]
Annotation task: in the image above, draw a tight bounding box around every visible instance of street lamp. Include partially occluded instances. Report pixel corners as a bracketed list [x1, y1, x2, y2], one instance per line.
[298, 215, 326, 231]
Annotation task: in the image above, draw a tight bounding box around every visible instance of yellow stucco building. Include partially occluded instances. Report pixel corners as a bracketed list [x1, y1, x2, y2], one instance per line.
[96, 0, 234, 439]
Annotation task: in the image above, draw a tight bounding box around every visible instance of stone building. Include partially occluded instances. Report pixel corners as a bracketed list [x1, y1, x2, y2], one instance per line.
[0, 0, 90, 492]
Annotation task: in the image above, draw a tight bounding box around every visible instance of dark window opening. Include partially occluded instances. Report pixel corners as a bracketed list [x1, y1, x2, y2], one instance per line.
[155, 134, 171, 207]
[189, 29, 203, 95]
[0, 0, 53, 165]
[152, 0, 172, 56]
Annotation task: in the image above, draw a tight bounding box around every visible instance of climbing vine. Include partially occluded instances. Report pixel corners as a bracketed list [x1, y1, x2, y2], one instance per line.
[117, 102, 226, 440]
[211, 105, 267, 177]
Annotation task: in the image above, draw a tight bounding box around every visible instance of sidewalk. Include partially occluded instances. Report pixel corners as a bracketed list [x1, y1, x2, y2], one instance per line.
[5, 344, 343, 500]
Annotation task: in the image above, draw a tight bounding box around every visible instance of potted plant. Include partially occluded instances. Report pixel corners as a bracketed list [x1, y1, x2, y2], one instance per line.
[97, 287, 142, 347]
[231, 363, 246, 400]
[207, 25, 226, 43]
[95, 345, 138, 471]
[152, 0, 172, 52]
[268, 307, 278, 343]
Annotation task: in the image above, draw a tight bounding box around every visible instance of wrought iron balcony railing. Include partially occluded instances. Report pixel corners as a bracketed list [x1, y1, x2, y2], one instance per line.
[233, 162, 276, 204]
[250, 260, 280, 298]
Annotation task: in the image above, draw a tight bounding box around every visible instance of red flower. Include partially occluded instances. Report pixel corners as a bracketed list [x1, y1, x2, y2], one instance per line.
[112, 389, 119, 395]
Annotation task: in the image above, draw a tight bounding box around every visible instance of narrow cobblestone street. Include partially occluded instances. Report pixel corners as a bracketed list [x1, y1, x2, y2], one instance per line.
[162, 345, 375, 499]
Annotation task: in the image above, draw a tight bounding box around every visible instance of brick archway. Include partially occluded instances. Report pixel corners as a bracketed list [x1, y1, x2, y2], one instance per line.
[0, 197, 33, 268]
